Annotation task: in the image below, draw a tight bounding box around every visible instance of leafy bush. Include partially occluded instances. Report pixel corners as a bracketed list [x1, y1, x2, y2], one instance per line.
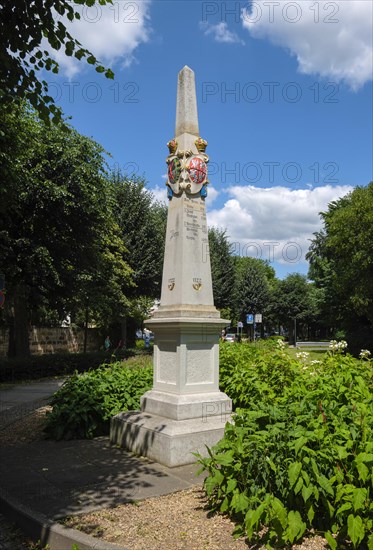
[199, 343, 373, 549]
[135, 338, 146, 350]
[44, 358, 153, 440]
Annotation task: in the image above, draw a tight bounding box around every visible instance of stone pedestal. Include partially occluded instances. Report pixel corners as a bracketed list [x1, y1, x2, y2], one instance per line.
[110, 66, 232, 467]
[111, 317, 231, 467]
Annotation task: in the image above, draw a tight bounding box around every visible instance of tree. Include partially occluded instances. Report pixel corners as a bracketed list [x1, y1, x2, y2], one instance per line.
[208, 227, 235, 318]
[234, 257, 273, 332]
[110, 171, 167, 344]
[0, 104, 133, 356]
[307, 182, 373, 350]
[0, 0, 114, 123]
[272, 273, 313, 342]
[112, 172, 167, 299]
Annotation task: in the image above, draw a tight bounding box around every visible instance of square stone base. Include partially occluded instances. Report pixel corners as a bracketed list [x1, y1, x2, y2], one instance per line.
[110, 411, 231, 467]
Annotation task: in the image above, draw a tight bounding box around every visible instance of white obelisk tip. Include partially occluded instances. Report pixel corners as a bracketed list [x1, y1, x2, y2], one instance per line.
[175, 66, 199, 137]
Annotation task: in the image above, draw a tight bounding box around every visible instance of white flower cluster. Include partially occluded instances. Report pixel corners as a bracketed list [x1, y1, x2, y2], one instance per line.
[329, 340, 348, 352]
[359, 349, 371, 360]
[276, 339, 286, 349]
[296, 351, 309, 361]
[310, 360, 322, 365]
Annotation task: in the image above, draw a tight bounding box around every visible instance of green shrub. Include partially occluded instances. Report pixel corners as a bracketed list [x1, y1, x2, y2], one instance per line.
[44, 359, 153, 440]
[135, 338, 146, 350]
[198, 343, 373, 549]
[219, 341, 302, 409]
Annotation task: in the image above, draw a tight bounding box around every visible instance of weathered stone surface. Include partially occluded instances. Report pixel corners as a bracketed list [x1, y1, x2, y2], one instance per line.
[175, 65, 199, 137]
[111, 411, 230, 468]
[156, 195, 217, 313]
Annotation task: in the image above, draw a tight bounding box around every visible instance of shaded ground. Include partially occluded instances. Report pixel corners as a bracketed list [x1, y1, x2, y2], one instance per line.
[0, 512, 31, 550]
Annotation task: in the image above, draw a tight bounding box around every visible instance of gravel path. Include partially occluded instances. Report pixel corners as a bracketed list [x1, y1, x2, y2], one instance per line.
[62, 486, 329, 550]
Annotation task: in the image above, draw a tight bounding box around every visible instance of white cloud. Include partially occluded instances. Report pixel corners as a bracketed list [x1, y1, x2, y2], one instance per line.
[206, 185, 219, 205]
[150, 185, 168, 204]
[207, 184, 353, 264]
[242, 0, 373, 89]
[200, 21, 245, 45]
[49, 1, 152, 77]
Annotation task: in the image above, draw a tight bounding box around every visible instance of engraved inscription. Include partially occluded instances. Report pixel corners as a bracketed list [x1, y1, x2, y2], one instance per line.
[183, 197, 206, 241]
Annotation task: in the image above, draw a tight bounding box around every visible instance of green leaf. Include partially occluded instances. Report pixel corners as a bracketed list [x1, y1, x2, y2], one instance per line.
[286, 510, 306, 543]
[325, 531, 337, 550]
[356, 452, 373, 463]
[231, 492, 249, 514]
[307, 504, 315, 523]
[301, 484, 313, 503]
[311, 458, 320, 477]
[347, 514, 365, 548]
[265, 456, 277, 472]
[294, 436, 308, 455]
[214, 451, 234, 466]
[356, 461, 369, 481]
[105, 68, 115, 79]
[337, 502, 352, 516]
[226, 479, 237, 493]
[220, 496, 229, 513]
[271, 497, 287, 529]
[294, 476, 303, 495]
[317, 475, 334, 496]
[246, 501, 267, 532]
[288, 462, 302, 488]
[352, 488, 367, 513]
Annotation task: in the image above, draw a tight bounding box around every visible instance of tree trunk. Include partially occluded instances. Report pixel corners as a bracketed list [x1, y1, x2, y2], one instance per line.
[83, 307, 89, 353]
[13, 284, 30, 357]
[121, 317, 127, 345]
[7, 317, 16, 358]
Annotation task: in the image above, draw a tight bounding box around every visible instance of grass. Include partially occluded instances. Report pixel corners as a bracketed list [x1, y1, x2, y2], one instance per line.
[286, 347, 328, 361]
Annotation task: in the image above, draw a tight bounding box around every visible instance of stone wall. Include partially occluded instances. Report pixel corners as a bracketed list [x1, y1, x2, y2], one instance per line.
[0, 327, 101, 357]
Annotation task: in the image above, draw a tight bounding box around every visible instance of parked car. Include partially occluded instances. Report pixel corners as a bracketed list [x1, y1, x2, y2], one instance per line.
[224, 333, 236, 343]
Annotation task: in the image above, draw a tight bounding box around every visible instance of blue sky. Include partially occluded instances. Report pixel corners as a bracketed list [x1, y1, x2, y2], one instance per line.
[45, 0, 372, 278]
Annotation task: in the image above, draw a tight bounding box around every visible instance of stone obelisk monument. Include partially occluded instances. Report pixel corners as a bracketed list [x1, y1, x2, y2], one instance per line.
[110, 66, 231, 467]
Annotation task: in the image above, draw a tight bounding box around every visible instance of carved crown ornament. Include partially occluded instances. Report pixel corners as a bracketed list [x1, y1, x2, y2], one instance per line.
[166, 137, 209, 200]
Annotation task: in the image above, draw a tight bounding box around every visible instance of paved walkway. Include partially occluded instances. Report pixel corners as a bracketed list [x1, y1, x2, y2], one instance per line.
[0, 379, 65, 430]
[0, 379, 203, 531]
[1, 438, 201, 520]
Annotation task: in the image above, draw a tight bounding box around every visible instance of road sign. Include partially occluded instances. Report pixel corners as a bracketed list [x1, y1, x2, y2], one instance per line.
[255, 313, 262, 323]
[237, 321, 243, 329]
[246, 314, 254, 324]
[0, 291, 5, 308]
